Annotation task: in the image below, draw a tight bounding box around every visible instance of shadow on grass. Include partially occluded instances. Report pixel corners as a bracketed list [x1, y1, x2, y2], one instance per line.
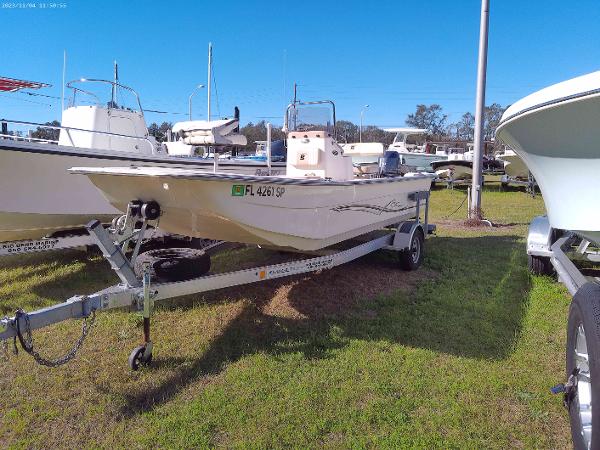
[117, 234, 531, 416]
[0, 250, 114, 314]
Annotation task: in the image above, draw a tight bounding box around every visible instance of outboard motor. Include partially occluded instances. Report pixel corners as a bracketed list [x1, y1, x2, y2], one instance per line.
[234, 106, 240, 132]
[379, 150, 401, 177]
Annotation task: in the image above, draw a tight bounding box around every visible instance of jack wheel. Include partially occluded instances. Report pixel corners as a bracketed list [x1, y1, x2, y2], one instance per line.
[128, 345, 152, 371]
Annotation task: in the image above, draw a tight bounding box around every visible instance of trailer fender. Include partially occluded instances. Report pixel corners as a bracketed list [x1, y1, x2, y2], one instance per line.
[390, 221, 425, 251]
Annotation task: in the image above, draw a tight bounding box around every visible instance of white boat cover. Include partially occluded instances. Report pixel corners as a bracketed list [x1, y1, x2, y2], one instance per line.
[341, 142, 384, 156]
[172, 118, 247, 146]
[382, 127, 428, 134]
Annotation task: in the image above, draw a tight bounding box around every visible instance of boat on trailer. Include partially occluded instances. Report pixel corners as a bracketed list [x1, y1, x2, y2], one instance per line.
[384, 127, 448, 172]
[0, 78, 283, 244]
[0, 100, 435, 371]
[496, 70, 600, 450]
[430, 147, 474, 181]
[75, 101, 434, 251]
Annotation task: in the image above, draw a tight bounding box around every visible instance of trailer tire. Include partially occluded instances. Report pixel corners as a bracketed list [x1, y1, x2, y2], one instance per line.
[566, 283, 600, 450]
[528, 254, 553, 276]
[398, 229, 424, 271]
[134, 248, 211, 283]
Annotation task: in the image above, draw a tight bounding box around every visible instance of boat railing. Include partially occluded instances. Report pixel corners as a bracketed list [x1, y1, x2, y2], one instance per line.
[66, 78, 144, 114]
[0, 118, 157, 154]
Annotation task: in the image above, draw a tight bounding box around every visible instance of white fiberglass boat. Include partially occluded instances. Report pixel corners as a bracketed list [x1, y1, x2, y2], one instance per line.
[496, 148, 528, 179]
[341, 142, 386, 176]
[384, 128, 448, 172]
[431, 147, 473, 180]
[75, 101, 434, 251]
[496, 71, 600, 244]
[0, 78, 282, 242]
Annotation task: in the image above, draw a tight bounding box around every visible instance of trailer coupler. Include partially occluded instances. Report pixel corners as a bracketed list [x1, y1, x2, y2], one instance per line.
[4, 305, 97, 367]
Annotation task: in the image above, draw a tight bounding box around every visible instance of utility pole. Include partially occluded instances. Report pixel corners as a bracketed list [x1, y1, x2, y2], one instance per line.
[470, 0, 490, 220]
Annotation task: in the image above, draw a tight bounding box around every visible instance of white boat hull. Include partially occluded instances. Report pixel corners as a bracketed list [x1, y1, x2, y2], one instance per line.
[0, 140, 285, 242]
[497, 73, 600, 242]
[498, 153, 528, 179]
[78, 167, 433, 251]
[431, 161, 472, 180]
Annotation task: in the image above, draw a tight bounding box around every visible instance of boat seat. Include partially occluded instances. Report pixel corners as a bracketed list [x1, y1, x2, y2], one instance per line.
[171, 118, 247, 146]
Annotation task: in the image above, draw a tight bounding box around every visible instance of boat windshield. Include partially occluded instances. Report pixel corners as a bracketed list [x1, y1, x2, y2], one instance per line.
[286, 101, 335, 135]
[66, 79, 142, 113]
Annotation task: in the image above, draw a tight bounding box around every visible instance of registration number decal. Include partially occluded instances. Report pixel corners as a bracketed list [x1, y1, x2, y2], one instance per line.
[232, 184, 285, 198]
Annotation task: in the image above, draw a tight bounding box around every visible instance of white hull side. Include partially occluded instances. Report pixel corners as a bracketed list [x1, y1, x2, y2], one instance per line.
[499, 154, 529, 179]
[0, 211, 116, 242]
[434, 164, 472, 180]
[497, 92, 600, 237]
[0, 141, 285, 241]
[84, 170, 433, 251]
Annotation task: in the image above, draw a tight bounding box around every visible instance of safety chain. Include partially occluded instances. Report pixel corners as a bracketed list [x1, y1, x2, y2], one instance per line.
[13, 307, 96, 367]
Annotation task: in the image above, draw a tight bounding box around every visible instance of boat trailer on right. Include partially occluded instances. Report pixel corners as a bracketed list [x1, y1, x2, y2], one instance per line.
[527, 215, 599, 449]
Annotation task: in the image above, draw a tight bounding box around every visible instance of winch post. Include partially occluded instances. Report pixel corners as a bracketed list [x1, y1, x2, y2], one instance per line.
[129, 221, 148, 263]
[86, 220, 140, 287]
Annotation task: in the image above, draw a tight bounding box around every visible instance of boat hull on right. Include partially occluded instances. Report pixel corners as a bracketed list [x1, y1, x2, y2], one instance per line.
[496, 71, 600, 243]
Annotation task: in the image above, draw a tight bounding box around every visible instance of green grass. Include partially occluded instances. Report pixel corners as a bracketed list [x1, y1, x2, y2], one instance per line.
[0, 181, 572, 448]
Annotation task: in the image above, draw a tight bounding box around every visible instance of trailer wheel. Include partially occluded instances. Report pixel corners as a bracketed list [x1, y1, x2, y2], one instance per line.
[134, 248, 211, 283]
[566, 283, 600, 450]
[398, 229, 424, 271]
[528, 254, 553, 276]
[128, 345, 152, 371]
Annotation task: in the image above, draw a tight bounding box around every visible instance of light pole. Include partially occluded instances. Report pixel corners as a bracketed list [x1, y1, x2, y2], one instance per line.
[188, 84, 205, 120]
[470, 0, 490, 220]
[359, 104, 369, 142]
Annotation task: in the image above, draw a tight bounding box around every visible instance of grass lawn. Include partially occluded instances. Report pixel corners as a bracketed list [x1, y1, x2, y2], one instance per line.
[0, 180, 572, 448]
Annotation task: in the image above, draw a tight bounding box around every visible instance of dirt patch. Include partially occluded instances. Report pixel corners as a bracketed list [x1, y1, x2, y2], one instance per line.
[436, 219, 519, 232]
[192, 246, 437, 321]
[261, 254, 437, 320]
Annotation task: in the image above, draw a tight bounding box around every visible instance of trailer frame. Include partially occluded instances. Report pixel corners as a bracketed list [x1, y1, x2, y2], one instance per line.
[1, 191, 434, 369]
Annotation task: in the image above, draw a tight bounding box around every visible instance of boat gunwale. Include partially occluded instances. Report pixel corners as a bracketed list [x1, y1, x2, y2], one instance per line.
[496, 87, 600, 133]
[70, 167, 435, 187]
[0, 140, 286, 167]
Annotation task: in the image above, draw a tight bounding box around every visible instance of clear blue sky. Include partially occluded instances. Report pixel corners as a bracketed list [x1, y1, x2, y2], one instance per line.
[2, 0, 599, 128]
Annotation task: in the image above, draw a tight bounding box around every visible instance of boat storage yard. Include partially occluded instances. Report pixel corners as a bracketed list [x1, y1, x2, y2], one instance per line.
[2, 1, 600, 448]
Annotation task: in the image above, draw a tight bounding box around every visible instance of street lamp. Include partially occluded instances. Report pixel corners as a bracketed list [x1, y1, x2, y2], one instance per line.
[188, 84, 205, 120]
[359, 104, 369, 142]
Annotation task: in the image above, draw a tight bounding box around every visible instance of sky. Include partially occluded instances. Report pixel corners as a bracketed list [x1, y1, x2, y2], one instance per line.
[2, 0, 600, 129]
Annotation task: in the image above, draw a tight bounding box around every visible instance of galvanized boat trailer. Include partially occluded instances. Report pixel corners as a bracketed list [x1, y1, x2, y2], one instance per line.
[500, 173, 537, 197]
[527, 215, 599, 449]
[1, 191, 434, 371]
